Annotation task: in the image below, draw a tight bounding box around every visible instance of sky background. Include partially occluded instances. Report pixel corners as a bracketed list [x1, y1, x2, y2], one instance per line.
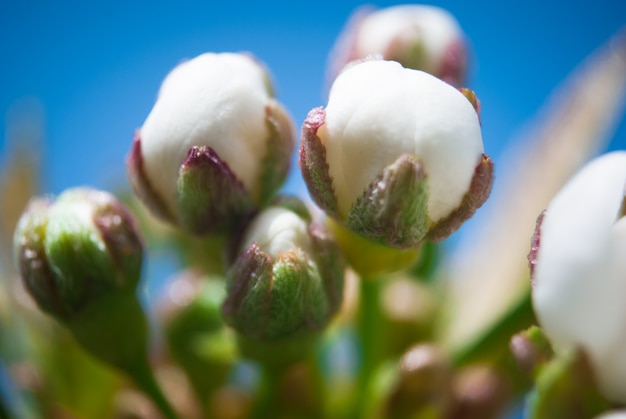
[1, 0, 625, 198]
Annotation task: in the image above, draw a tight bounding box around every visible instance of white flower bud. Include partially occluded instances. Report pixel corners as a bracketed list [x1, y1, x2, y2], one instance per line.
[530, 151, 626, 404]
[222, 201, 344, 347]
[142, 53, 270, 205]
[330, 5, 467, 86]
[321, 59, 483, 223]
[129, 52, 294, 234]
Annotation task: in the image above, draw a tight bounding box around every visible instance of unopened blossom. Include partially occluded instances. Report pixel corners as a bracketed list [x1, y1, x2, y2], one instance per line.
[222, 199, 344, 345]
[128, 52, 294, 235]
[329, 5, 468, 86]
[300, 59, 492, 249]
[13, 187, 143, 320]
[529, 151, 626, 404]
[12, 188, 168, 405]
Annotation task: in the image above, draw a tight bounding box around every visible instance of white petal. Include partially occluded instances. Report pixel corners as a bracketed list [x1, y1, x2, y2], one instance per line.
[320, 60, 483, 221]
[533, 152, 626, 373]
[590, 216, 626, 403]
[241, 207, 313, 259]
[140, 53, 271, 217]
[594, 412, 626, 419]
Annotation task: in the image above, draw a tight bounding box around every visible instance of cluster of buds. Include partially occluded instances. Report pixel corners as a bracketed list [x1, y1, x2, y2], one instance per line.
[128, 52, 295, 236]
[222, 198, 344, 364]
[329, 5, 468, 87]
[529, 151, 626, 404]
[11, 6, 498, 415]
[300, 58, 492, 250]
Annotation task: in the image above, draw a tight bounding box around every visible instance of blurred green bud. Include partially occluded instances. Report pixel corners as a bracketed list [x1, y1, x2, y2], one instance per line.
[448, 365, 510, 419]
[158, 270, 236, 408]
[384, 344, 453, 418]
[127, 52, 295, 236]
[510, 326, 554, 379]
[14, 187, 142, 321]
[14, 188, 177, 418]
[526, 348, 610, 419]
[222, 199, 344, 363]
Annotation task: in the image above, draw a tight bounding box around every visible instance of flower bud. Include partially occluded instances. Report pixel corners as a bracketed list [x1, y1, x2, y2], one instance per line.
[510, 326, 554, 378]
[221, 200, 344, 353]
[128, 52, 295, 235]
[526, 348, 609, 419]
[329, 5, 468, 86]
[529, 151, 626, 404]
[384, 344, 453, 418]
[13, 187, 142, 321]
[300, 59, 492, 249]
[14, 188, 177, 418]
[158, 270, 235, 409]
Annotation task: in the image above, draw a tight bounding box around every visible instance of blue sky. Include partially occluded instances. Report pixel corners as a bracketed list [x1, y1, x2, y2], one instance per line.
[1, 0, 625, 197]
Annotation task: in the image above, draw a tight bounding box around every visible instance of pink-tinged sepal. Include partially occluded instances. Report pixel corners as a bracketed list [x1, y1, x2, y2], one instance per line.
[460, 88, 481, 123]
[346, 154, 430, 249]
[126, 132, 175, 224]
[176, 146, 255, 235]
[428, 154, 494, 241]
[299, 107, 339, 218]
[258, 100, 296, 206]
[309, 222, 345, 316]
[221, 242, 274, 340]
[13, 197, 64, 318]
[439, 40, 468, 88]
[528, 211, 545, 288]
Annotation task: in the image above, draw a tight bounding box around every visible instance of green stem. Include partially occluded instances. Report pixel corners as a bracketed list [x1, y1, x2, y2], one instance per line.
[451, 292, 534, 367]
[68, 294, 179, 419]
[352, 275, 386, 419]
[251, 365, 284, 419]
[126, 357, 179, 419]
[306, 352, 326, 419]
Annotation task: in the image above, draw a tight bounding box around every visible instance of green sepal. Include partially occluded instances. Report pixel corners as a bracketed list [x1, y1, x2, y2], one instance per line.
[176, 146, 255, 235]
[222, 242, 274, 340]
[427, 153, 493, 241]
[347, 154, 430, 249]
[309, 222, 345, 316]
[267, 249, 328, 339]
[258, 101, 295, 206]
[526, 348, 610, 419]
[299, 107, 339, 218]
[13, 197, 63, 318]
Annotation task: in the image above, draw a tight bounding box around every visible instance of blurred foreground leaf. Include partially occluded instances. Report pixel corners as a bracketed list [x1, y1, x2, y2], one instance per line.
[440, 28, 626, 360]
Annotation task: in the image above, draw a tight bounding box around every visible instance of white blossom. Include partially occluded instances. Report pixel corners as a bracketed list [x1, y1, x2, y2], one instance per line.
[139, 52, 286, 215]
[319, 59, 483, 223]
[531, 151, 626, 403]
